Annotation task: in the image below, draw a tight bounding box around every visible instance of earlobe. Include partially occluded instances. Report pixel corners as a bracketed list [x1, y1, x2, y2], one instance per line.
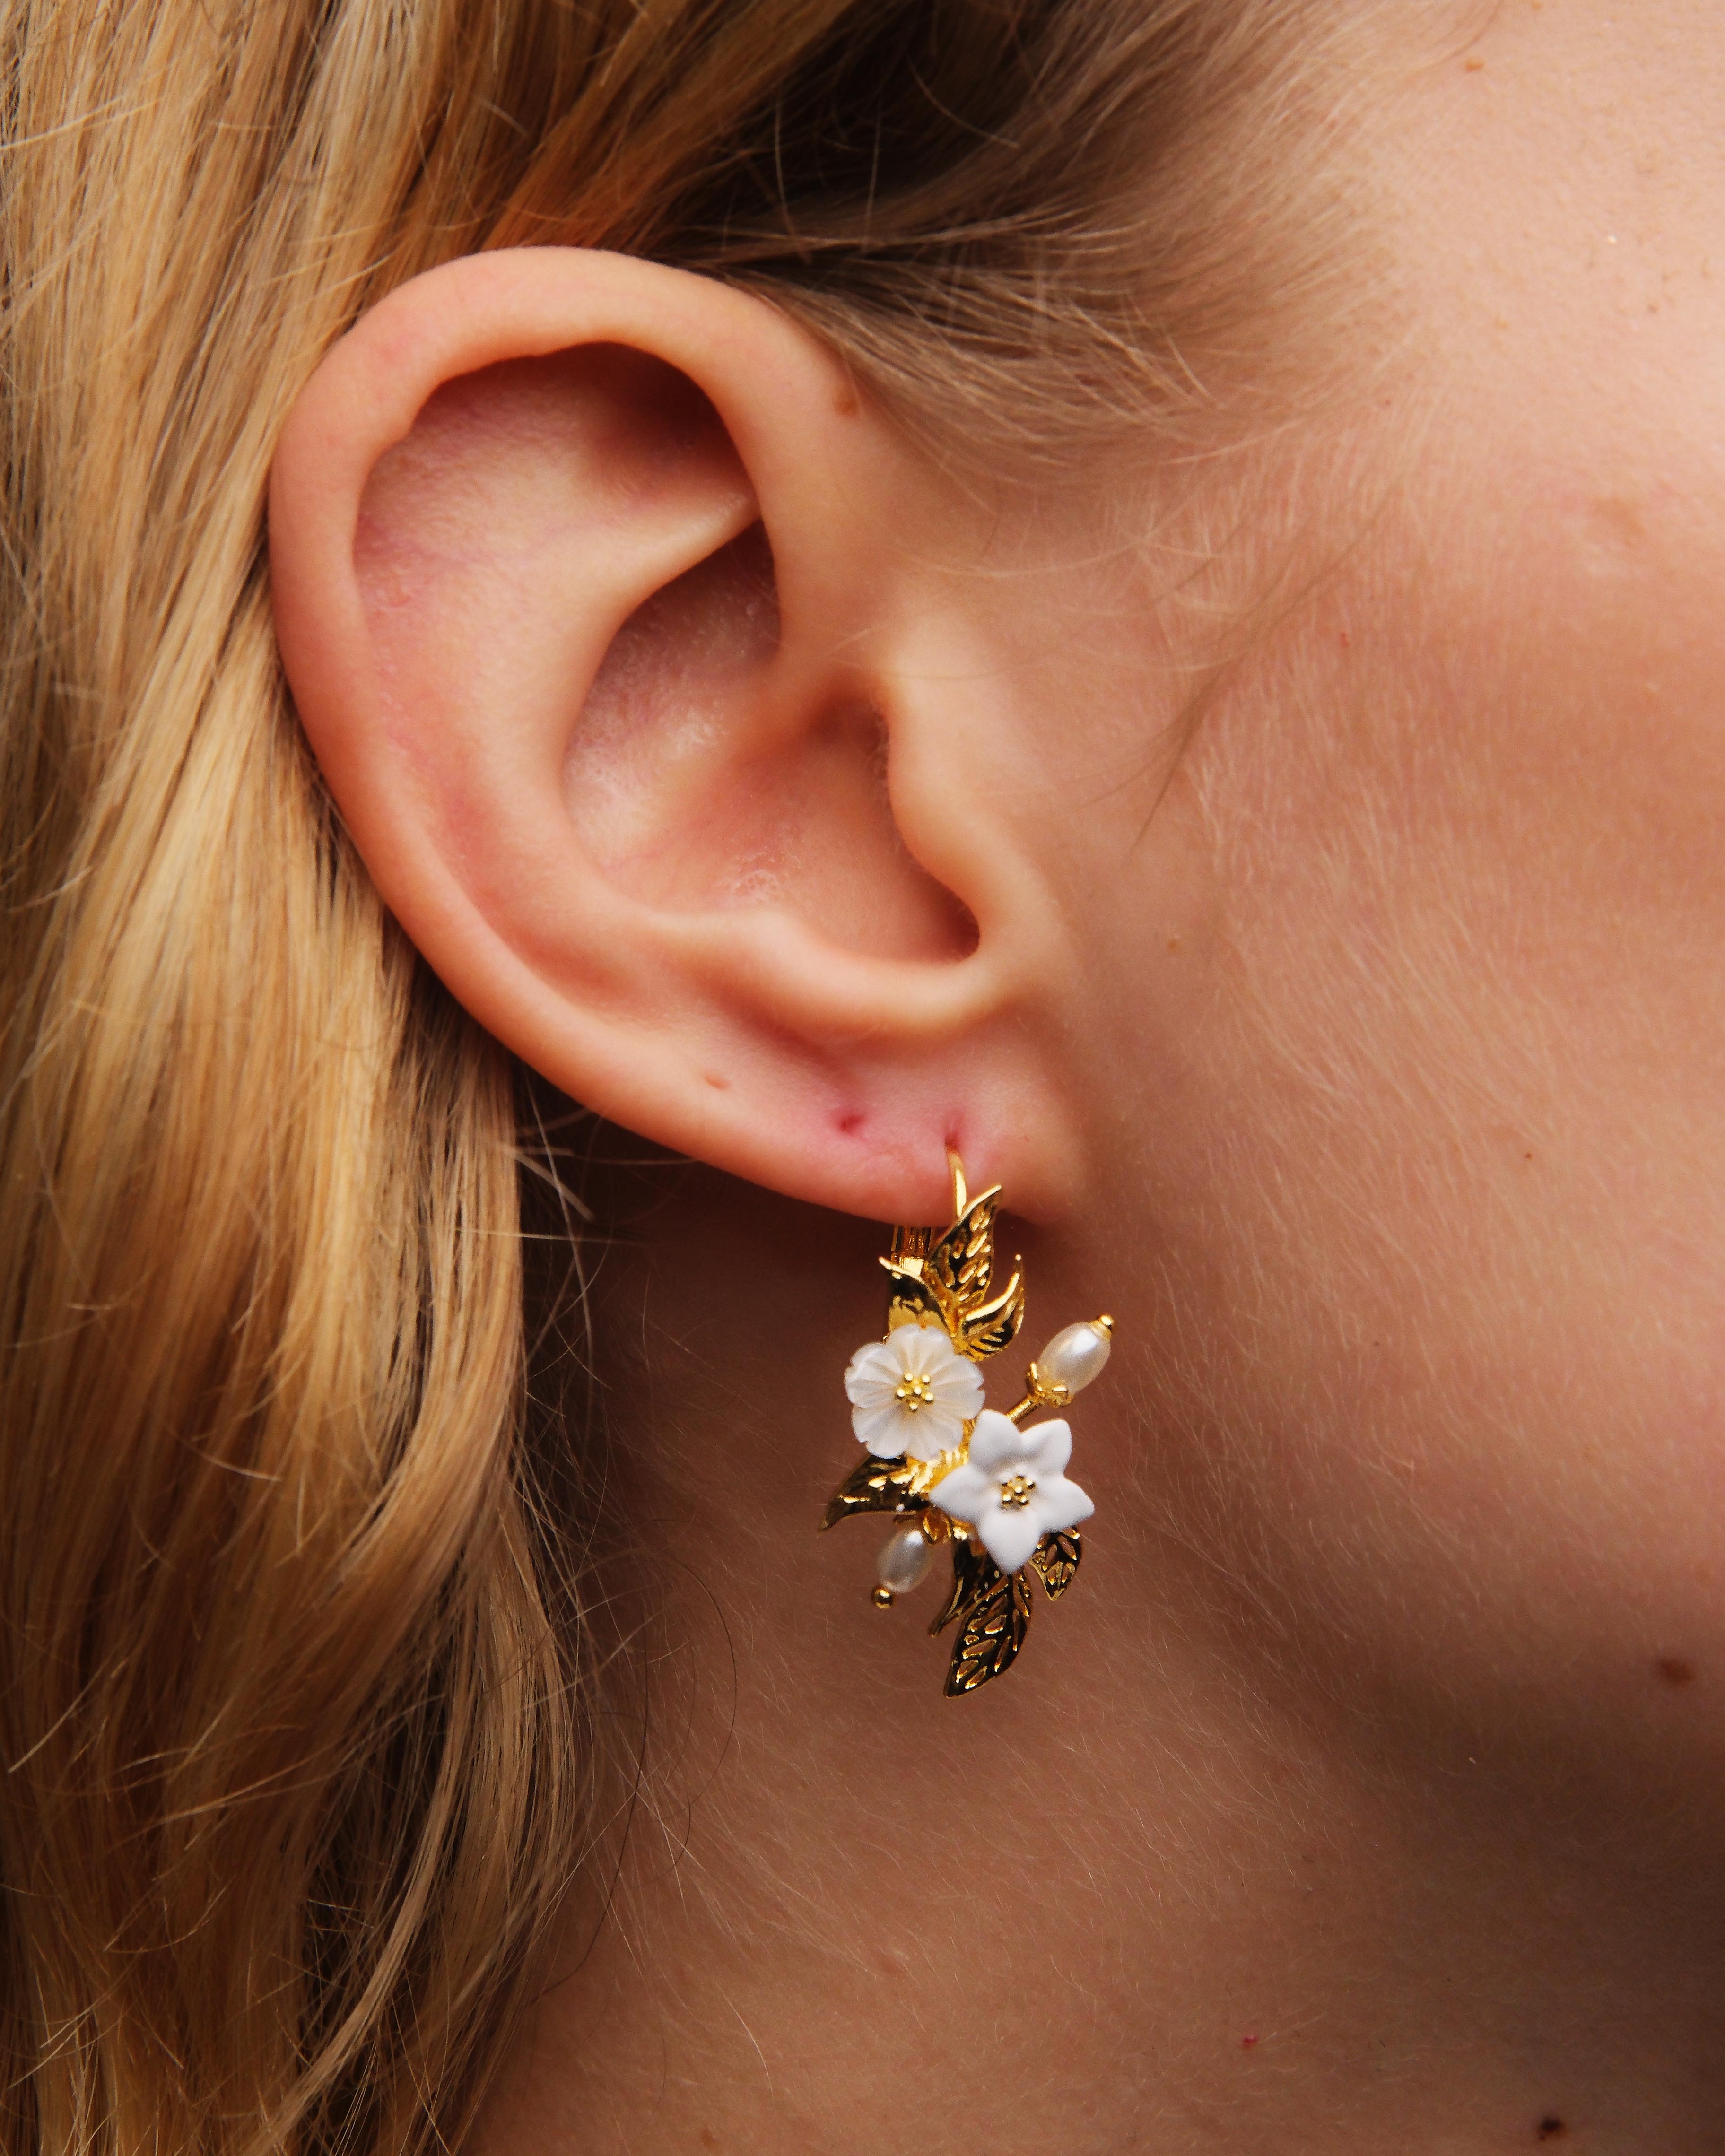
[269, 249, 1080, 1222]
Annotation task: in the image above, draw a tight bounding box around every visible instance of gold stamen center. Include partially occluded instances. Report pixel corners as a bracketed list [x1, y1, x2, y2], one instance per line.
[998, 1473, 1037, 1509]
[894, 1373, 936, 1411]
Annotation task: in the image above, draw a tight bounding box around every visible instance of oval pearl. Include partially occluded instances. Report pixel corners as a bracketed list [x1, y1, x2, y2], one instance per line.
[877, 1521, 933, 1593]
[1037, 1319, 1113, 1398]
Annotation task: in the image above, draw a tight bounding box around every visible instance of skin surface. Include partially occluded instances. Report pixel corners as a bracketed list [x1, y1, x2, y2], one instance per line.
[269, 1, 1725, 2148]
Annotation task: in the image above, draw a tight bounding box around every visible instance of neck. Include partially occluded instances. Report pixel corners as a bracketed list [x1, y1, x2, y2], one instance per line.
[476, 1167, 1725, 2154]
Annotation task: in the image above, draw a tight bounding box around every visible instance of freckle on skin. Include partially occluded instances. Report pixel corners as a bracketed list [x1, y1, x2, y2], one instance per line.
[1592, 494, 1646, 547]
[1464, 53, 1485, 70]
[704, 1072, 730, 1090]
[1240, 2033, 1259, 2050]
[836, 1110, 865, 1136]
[1537, 2120, 1567, 2143]
[1655, 1655, 1697, 1687]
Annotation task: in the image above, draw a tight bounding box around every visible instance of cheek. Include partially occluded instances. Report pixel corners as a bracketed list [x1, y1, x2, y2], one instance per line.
[1057, 0, 1725, 1783]
[1133, 464, 1725, 1765]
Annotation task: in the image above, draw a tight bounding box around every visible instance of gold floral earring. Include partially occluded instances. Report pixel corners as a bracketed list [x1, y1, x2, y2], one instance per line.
[820, 1150, 1114, 1695]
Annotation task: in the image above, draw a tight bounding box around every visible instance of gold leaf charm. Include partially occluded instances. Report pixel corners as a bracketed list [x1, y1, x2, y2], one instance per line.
[1028, 1528, 1082, 1600]
[820, 1452, 923, 1532]
[958, 1270, 1026, 1359]
[928, 1535, 1001, 1638]
[922, 1186, 1027, 1361]
[925, 1188, 1002, 1310]
[944, 1567, 1035, 1695]
[878, 1255, 958, 1334]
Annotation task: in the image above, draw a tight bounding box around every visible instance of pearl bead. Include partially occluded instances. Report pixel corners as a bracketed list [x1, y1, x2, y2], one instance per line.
[1037, 1318, 1114, 1398]
[876, 1520, 934, 1593]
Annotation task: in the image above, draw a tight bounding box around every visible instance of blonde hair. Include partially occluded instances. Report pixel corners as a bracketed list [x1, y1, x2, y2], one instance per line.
[0, 2, 1357, 2148]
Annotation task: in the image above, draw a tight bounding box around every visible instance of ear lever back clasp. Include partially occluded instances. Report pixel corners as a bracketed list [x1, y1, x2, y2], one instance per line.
[821, 1148, 1115, 1695]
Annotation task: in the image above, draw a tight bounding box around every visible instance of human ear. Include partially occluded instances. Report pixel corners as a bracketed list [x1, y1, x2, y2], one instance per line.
[269, 249, 1078, 1222]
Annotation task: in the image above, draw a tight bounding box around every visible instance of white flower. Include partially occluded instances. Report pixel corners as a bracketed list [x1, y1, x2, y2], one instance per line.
[845, 1322, 985, 1461]
[927, 1409, 1093, 1575]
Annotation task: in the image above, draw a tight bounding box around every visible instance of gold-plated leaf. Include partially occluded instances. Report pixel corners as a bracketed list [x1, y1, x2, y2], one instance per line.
[959, 1267, 1025, 1359]
[1028, 1528, 1081, 1600]
[820, 1452, 922, 1531]
[944, 1567, 1034, 1695]
[878, 1257, 958, 1334]
[925, 1189, 1002, 1313]
[928, 1535, 1001, 1637]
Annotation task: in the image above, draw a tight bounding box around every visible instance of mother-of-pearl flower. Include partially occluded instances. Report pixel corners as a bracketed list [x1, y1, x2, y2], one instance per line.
[844, 1322, 985, 1461]
[927, 1408, 1093, 1574]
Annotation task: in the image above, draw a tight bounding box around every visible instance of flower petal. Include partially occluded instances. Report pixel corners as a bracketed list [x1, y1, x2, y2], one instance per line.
[1017, 1417, 1072, 1477]
[894, 1322, 945, 1369]
[975, 1503, 1041, 1576]
[1029, 1471, 1094, 1536]
[902, 1402, 966, 1463]
[844, 1339, 900, 1404]
[846, 1379, 900, 1420]
[926, 1459, 990, 1525]
[931, 1359, 985, 1413]
[853, 1400, 908, 1457]
[898, 1325, 973, 1390]
[966, 1408, 1023, 1473]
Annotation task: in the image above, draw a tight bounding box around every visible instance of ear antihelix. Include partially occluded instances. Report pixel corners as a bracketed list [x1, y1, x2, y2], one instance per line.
[823, 1150, 1116, 1695]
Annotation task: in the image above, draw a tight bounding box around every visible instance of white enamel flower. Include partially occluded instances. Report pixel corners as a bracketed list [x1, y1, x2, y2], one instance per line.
[927, 1408, 1094, 1575]
[844, 1322, 985, 1461]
